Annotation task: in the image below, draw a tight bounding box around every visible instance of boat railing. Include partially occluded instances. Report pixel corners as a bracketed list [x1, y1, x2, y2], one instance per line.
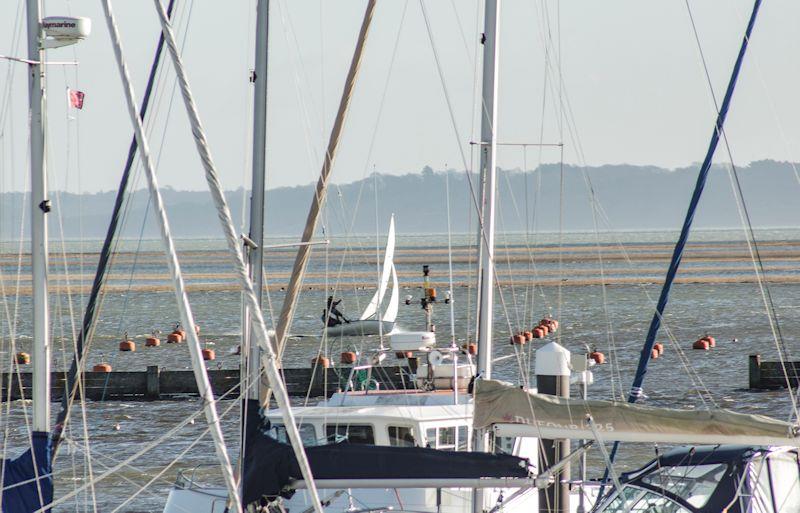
[174, 463, 221, 490]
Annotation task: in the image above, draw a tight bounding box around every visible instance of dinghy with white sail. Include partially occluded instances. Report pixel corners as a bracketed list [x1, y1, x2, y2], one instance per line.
[323, 215, 399, 337]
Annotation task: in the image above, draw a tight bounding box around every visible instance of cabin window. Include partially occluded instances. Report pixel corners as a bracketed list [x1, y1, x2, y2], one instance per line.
[426, 428, 437, 448]
[493, 436, 516, 455]
[458, 425, 469, 451]
[438, 427, 456, 450]
[268, 423, 317, 446]
[388, 426, 416, 447]
[640, 463, 725, 509]
[769, 453, 800, 511]
[325, 424, 374, 444]
[424, 426, 466, 451]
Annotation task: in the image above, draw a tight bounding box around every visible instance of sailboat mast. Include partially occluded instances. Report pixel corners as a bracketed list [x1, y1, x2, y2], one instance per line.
[244, 0, 269, 401]
[476, 0, 500, 380]
[27, 0, 50, 434]
[472, 4, 500, 512]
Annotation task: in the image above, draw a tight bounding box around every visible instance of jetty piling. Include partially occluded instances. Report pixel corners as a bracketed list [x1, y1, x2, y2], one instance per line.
[749, 354, 800, 389]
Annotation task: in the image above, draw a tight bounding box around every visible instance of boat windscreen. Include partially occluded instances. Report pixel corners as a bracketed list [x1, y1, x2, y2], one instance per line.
[640, 463, 726, 509]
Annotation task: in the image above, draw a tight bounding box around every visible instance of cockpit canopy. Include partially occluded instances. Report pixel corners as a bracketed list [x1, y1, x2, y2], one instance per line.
[594, 445, 800, 513]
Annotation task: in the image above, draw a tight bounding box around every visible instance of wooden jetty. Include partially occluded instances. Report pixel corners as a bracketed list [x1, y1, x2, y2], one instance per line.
[749, 354, 800, 389]
[0, 365, 413, 401]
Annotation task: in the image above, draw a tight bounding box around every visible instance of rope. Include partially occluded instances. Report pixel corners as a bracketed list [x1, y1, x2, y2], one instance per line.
[152, 0, 333, 509]
[100, 0, 243, 509]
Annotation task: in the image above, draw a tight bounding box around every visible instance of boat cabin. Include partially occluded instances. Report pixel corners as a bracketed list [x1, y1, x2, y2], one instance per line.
[264, 390, 537, 459]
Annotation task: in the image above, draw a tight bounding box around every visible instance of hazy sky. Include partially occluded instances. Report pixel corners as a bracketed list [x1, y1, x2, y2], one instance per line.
[1, 0, 800, 194]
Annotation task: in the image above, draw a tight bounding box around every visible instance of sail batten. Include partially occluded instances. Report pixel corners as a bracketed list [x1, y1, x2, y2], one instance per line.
[475, 380, 800, 446]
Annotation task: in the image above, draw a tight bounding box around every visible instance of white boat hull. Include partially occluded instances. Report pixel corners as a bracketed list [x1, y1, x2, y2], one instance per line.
[323, 319, 394, 337]
[163, 483, 595, 513]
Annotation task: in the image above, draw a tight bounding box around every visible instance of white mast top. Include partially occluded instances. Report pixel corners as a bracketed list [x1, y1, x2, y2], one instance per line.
[476, 0, 500, 380]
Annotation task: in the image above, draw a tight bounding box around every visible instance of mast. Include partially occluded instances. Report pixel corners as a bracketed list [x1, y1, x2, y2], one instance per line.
[476, 0, 500, 380]
[244, 0, 269, 402]
[600, 0, 765, 494]
[473, 2, 500, 512]
[264, 0, 377, 405]
[27, 0, 50, 435]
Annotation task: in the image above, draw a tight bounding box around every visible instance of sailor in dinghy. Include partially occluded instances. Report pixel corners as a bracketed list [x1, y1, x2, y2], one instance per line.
[323, 215, 400, 337]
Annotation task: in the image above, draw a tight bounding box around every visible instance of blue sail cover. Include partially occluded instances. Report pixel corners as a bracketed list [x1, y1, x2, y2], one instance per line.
[1, 431, 53, 513]
[241, 400, 530, 507]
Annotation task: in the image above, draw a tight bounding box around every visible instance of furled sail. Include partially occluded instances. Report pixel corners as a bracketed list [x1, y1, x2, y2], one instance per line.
[360, 215, 396, 321]
[1, 432, 53, 513]
[241, 400, 529, 506]
[474, 379, 800, 446]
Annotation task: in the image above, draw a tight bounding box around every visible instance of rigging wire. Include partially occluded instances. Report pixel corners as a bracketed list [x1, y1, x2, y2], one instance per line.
[683, 0, 799, 420]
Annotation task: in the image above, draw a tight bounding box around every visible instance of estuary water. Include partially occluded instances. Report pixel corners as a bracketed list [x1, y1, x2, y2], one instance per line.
[2, 230, 800, 511]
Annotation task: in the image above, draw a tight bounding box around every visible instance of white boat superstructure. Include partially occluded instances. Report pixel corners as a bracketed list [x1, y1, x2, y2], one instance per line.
[165, 383, 597, 513]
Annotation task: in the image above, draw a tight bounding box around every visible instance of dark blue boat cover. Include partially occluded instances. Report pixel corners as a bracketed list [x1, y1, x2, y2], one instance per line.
[1, 431, 53, 513]
[241, 400, 530, 507]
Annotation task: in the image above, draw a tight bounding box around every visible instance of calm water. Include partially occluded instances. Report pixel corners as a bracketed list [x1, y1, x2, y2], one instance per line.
[2, 230, 800, 511]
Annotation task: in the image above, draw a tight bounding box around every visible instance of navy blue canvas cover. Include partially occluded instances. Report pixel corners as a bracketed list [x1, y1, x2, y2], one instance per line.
[241, 400, 530, 507]
[1, 431, 53, 513]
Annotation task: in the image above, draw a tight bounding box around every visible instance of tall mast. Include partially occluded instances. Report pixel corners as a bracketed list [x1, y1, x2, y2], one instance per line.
[476, 0, 500, 380]
[244, 0, 269, 401]
[27, 0, 50, 434]
[472, 4, 500, 513]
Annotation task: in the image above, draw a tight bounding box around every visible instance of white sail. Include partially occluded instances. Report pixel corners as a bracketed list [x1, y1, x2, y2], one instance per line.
[382, 263, 400, 323]
[360, 215, 396, 320]
[474, 379, 800, 446]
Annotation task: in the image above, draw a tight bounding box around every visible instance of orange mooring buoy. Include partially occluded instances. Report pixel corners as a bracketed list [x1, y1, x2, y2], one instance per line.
[541, 318, 559, 332]
[312, 356, 330, 369]
[145, 337, 160, 347]
[202, 348, 215, 361]
[532, 327, 544, 339]
[692, 339, 710, 350]
[589, 351, 606, 365]
[510, 334, 526, 345]
[650, 348, 659, 360]
[93, 363, 112, 372]
[538, 324, 550, 336]
[702, 336, 716, 348]
[341, 351, 357, 364]
[119, 339, 136, 352]
[654, 342, 664, 355]
[167, 332, 183, 343]
[523, 331, 533, 341]
[16, 352, 30, 365]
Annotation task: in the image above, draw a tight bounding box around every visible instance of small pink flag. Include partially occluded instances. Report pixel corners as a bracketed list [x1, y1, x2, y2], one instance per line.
[68, 89, 85, 110]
